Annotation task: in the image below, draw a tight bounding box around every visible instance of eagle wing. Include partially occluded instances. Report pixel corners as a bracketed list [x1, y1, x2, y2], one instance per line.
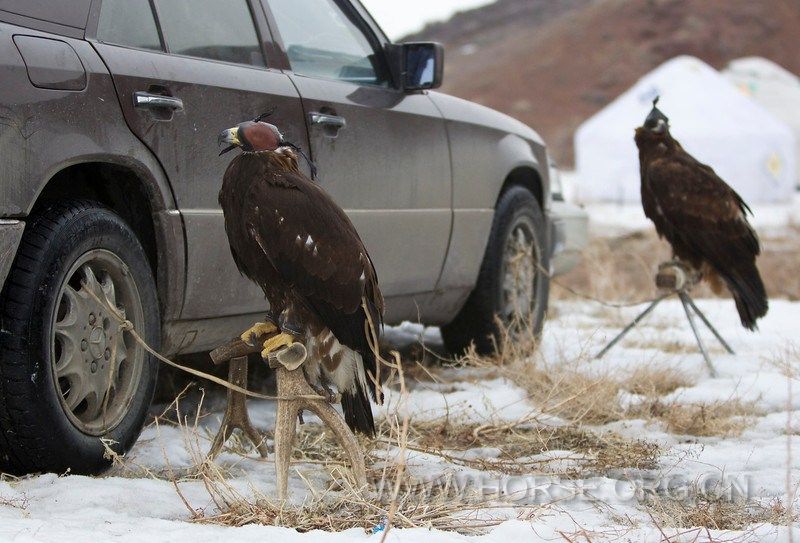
[241, 168, 384, 392]
[642, 154, 759, 263]
[642, 152, 767, 329]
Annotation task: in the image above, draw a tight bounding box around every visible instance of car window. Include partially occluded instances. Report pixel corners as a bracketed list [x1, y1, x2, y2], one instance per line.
[268, 0, 384, 85]
[97, 0, 163, 51]
[154, 0, 265, 67]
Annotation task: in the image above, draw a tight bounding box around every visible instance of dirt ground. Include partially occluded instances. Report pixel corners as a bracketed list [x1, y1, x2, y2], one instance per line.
[550, 226, 800, 305]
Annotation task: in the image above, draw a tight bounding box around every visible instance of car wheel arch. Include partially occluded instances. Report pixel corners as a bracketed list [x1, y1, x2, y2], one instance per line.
[497, 165, 545, 211]
[28, 159, 185, 321]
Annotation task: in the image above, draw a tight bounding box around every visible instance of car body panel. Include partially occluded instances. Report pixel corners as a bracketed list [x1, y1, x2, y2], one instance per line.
[0, 0, 91, 31]
[12, 35, 87, 91]
[0, 220, 24, 288]
[550, 200, 589, 276]
[288, 74, 453, 296]
[89, 42, 306, 321]
[427, 92, 551, 299]
[0, 24, 174, 217]
[428, 92, 549, 209]
[0, 22, 187, 327]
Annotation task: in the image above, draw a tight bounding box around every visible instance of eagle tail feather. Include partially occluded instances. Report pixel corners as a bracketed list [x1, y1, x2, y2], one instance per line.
[720, 264, 768, 331]
[341, 380, 375, 436]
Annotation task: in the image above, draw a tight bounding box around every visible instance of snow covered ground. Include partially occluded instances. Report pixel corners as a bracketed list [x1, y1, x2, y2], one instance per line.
[0, 207, 797, 542]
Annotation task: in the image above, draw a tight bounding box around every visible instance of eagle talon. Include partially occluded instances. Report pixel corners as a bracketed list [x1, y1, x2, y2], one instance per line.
[240, 321, 278, 346]
[311, 383, 337, 403]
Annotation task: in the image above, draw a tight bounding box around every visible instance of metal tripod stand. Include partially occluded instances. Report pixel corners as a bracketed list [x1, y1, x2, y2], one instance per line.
[595, 262, 734, 377]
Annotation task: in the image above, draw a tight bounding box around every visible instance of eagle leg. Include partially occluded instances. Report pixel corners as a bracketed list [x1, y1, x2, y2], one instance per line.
[273, 364, 368, 501]
[277, 314, 304, 337]
[240, 321, 278, 346]
[207, 356, 269, 460]
[311, 382, 338, 404]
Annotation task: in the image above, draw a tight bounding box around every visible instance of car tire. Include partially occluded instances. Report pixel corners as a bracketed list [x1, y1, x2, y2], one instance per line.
[441, 186, 549, 356]
[0, 200, 159, 474]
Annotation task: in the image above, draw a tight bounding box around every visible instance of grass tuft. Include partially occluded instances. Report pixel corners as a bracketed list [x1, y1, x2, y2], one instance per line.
[644, 485, 798, 531]
[633, 399, 760, 438]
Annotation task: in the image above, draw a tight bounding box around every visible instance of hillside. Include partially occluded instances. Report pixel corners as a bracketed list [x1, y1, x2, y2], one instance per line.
[407, 0, 800, 166]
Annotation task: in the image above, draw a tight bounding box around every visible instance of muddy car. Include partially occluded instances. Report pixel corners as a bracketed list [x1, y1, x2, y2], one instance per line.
[0, 0, 588, 474]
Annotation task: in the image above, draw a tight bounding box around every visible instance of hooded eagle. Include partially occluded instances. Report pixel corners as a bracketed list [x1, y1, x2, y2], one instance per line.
[217, 119, 383, 435]
[635, 98, 768, 330]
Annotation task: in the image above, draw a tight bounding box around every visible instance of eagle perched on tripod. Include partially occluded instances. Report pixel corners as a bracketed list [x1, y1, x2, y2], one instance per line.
[217, 116, 383, 435]
[635, 98, 768, 330]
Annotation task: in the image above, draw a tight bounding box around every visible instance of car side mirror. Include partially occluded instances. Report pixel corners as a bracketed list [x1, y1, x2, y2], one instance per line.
[387, 42, 444, 91]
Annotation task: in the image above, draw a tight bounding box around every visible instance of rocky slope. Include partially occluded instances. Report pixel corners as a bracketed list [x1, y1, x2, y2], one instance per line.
[407, 0, 800, 165]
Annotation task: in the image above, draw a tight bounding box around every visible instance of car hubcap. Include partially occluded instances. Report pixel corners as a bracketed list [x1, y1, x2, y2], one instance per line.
[501, 219, 538, 324]
[51, 250, 145, 435]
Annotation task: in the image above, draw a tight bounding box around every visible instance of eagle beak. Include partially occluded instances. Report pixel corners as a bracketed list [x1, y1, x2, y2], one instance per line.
[218, 127, 240, 156]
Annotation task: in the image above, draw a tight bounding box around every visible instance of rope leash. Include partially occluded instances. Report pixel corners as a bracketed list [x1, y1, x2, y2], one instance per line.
[82, 284, 324, 402]
[81, 249, 667, 403]
[534, 259, 675, 308]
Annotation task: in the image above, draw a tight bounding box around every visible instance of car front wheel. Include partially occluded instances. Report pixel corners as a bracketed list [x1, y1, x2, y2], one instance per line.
[441, 186, 549, 355]
[0, 201, 159, 474]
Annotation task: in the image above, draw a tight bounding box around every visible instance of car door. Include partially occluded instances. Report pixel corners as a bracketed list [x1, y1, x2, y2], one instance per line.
[89, 0, 308, 321]
[262, 0, 453, 298]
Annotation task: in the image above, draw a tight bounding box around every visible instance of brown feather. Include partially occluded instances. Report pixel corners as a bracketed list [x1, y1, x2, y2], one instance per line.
[219, 148, 383, 434]
[635, 126, 768, 330]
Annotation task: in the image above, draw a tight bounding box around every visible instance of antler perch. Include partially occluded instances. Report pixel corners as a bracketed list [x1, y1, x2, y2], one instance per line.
[208, 332, 368, 500]
[206, 354, 269, 460]
[272, 361, 367, 500]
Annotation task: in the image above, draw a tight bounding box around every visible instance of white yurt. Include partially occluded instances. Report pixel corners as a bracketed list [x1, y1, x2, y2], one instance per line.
[573, 56, 797, 204]
[724, 56, 800, 186]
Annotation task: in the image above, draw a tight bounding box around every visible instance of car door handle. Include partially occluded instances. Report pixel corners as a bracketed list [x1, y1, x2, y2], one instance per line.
[310, 112, 346, 129]
[133, 91, 184, 111]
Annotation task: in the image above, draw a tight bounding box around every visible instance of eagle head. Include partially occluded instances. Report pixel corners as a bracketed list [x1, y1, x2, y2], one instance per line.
[218, 121, 283, 156]
[641, 96, 669, 135]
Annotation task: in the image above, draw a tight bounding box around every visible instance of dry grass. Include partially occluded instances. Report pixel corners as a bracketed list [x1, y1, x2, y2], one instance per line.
[416, 420, 661, 478]
[265, 411, 660, 481]
[184, 410, 655, 532]
[622, 366, 693, 397]
[644, 486, 797, 531]
[398, 418, 659, 477]
[551, 227, 800, 304]
[190, 460, 524, 533]
[163, 322, 767, 533]
[131, 344, 662, 534]
[459, 322, 628, 425]
[768, 345, 800, 380]
[456, 320, 760, 441]
[0, 493, 28, 510]
[632, 400, 760, 438]
[187, 360, 542, 535]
